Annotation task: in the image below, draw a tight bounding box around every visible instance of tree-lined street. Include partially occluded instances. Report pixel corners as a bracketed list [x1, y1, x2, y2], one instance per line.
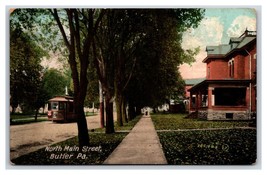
[10, 8, 205, 147]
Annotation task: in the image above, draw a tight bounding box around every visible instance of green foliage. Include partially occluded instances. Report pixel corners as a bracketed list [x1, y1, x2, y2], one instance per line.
[10, 9, 65, 54]
[42, 68, 69, 98]
[125, 9, 204, 109]
[158, 129, 256, 165]
[11, 133, 127, 165]
[10, 27, 47, 114]
[151, 114, 256, 165]
[85, 58, 99, 107]
[151, 114, 252, 130]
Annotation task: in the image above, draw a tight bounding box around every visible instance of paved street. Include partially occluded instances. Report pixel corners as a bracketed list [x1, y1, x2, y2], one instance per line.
[10, 114, 101, 160]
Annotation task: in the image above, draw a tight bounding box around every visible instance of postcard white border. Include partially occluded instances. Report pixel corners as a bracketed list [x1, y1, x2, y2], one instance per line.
[2, 1, 266, 175]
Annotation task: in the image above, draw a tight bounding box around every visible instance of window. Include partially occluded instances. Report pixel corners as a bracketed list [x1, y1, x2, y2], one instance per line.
[231, 61, 234, 77]
[51, 102, 58, 110]
[214, 87, 246, 106]
[207, 67, 210, 78]
[59, 102, 65, 110]
[228, 59, 234, 78]
[254, 53, 257, 59]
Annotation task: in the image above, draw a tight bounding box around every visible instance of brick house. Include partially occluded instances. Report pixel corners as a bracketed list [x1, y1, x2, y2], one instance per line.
[188, 30, 256, 120]
[184, 78, 206, 99]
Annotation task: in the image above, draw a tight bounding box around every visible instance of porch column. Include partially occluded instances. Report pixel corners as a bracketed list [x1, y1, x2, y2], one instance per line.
[195, 92, 198, 111]
[208, 87, 213, 109]
[189, 93, 193, 111]
[195, 92, 200, 110]
[246, 87, 250, 109]
[198, 91, 202, 109]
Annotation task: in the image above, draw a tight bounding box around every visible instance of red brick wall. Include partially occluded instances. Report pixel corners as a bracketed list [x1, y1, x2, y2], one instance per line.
[243, 45, 256, 79]
[185, 85, 192, 98]
[206, 59, 228, 80]
[206, 44, 256, 81]
[233, 55, 246, 79]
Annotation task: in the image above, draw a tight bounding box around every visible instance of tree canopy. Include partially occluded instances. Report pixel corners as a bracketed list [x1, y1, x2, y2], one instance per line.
[10, 26, 47, 114]
[9, 8, 205, 146]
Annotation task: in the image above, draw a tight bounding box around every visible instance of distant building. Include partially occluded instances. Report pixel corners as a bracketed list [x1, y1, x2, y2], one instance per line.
[184, 78, 206, 98]
[184, 78, 205, 112]
[188, 30, 256, 120]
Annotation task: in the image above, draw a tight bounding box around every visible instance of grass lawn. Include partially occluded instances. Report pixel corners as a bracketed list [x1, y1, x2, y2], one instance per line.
[85, 112, 98, 117]
[11, 115, 142, 165]
[95, 115, 142, 132]
[10, 114, 48, 125]
[10, 112, 96, 125]
[151, 113, 256, 165]
[151, 113, 252, 130]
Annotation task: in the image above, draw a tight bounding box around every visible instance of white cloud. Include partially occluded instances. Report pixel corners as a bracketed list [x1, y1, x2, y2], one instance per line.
[182, 17, 223, 50]
[180, 17, 224, 79]
[227, 16, 256, 37]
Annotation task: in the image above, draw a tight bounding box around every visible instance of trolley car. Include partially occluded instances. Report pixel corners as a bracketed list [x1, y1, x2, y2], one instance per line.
[47, 96, 76, 122]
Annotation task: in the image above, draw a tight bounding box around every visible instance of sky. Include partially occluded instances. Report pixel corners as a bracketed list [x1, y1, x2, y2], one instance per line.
[42, 8, 257, 73]
[179, 8, 257, 79]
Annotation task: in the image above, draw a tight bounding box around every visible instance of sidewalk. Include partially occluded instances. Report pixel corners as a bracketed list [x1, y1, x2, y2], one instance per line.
[103, 115, 167, 164]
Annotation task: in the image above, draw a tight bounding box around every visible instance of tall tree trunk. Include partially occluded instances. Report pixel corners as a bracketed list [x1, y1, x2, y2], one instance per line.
[99, 102, 105, 128]
[34, 108, 38, 122]
[136, 105, 142, 116]
[11, 106, 16, 115]
[128, 101, 136, 120]
[122, 97, 128, 123]
[75, 102, 90, 148]
[99, 82, 105, 128]
[115, 93, 123, 126]
[105, 93, 115, 134]
[114, 63, 123, 126]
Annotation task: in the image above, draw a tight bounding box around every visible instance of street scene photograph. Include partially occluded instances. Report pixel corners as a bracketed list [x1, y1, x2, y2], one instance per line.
[9, 8, 257, 165]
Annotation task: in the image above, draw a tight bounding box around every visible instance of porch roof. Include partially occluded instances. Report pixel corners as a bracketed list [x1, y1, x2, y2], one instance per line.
[188, 79, 251, 92]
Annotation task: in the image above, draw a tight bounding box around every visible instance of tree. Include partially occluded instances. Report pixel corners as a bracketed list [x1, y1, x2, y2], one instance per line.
[10, 8, 205, 141]
[84, 57, 99, 109]
[125, 9, 204, 115]
[49, 9, 108, 145]
[93, 9, 204, 126]
[10, 27, 47, 116]
[93, 10, 145, 126]
[42, 68, 69, 98]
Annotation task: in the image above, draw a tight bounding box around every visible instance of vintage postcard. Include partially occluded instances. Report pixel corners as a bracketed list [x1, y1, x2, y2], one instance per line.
[9, 8, 257, 166]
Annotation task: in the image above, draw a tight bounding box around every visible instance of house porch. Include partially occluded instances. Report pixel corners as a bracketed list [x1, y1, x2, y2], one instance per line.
[188, 80, 252, 120]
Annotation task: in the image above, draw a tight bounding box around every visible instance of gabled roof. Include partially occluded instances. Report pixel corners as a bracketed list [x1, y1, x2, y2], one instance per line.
[236, 36, 255, 49]
[203, 30, 256, 63]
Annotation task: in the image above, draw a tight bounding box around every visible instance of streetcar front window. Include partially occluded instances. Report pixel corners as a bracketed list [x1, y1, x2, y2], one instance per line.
[51, 102, 59, 110]
[59, 102, 65, 110]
